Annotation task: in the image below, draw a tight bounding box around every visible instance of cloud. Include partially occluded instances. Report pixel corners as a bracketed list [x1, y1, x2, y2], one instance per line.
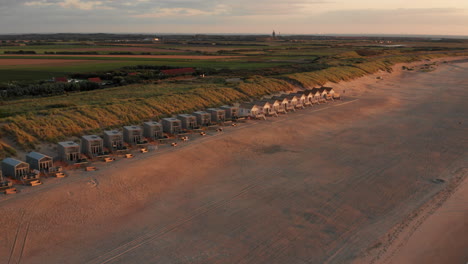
[319, 8, 467, 24]
[24, 0, 113, 10]
[133, 4, 231, 18]
[5, 1, 467, 35]
[58, 0, 104, 10]
[22, 0, 330, 15]
[24, 1, 55, 7]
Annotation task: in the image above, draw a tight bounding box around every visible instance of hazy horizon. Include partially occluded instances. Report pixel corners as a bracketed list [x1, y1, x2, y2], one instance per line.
[1, 0, 467, 36]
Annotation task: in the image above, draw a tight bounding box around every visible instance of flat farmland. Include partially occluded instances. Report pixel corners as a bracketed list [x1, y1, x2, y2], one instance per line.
[64, 47, 186, 53]
[0, 60, 466, 264]
[0, 54, 243, 59]
[0, 59, 103, 66]
[0, 56, 284, 82]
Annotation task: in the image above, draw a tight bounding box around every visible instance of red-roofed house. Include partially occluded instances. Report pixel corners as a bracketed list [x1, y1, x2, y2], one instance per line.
[54, 77, 68, 83]
[160, 68, 195, 76]
[128, 72, 138, 76]
[88, 77, 102, 83]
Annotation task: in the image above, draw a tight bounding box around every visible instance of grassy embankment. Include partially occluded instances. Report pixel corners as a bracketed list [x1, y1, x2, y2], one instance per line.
[0, 76, 295, 150]
[1, 52, 461, 154]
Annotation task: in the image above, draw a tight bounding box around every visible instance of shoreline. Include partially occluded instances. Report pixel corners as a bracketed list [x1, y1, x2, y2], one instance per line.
[0, 56, 466, 263]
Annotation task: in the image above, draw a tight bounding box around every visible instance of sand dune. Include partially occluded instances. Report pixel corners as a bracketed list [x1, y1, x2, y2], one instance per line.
[0, 58, 466, 264]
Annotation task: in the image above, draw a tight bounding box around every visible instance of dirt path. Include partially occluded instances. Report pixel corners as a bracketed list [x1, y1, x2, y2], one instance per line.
[0, 58, 466, 264]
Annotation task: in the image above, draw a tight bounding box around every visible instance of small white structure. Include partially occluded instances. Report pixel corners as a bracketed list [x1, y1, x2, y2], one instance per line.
[258, 99, 286, 114]
[239, 103, 266, 120]
[193, 111, 212, 126]
[310, 88, 323, 102]
[323, 87, 337, 100]
[271, 97, 292, 112]
[282, 94, 303, 109]
[162, 118, 182, 134]
[82, 135, 104, 157]
[123, 125, 144, 145]
[318, 87, 328, 98]
[291, 93, 309, 107]
[2, 158, 31, 181]
[143, 121, 163, 140]
[220, 105, 239, 120]
[323, 87, 335, 95]
[26, 152, 53, 171]
[177, 114, 198, 130]
[58, 141, 81, 162]
[206, 108, 226, 123]
[297, 90, 315, 105]
[104, 130, 124, 151]
[254, 101, 277, 117]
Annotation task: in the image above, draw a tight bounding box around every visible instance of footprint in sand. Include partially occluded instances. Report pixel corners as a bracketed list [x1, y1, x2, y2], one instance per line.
[87, 179, 99, 188]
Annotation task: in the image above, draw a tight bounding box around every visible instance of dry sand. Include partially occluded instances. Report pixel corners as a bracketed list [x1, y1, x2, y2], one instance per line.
[0, 58, 466, 264]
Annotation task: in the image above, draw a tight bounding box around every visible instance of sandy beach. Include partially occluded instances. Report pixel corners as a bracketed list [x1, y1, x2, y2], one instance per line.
[0, 57, 466, 264]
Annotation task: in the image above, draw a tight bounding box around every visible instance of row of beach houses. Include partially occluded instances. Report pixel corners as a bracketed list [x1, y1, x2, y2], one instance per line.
[1, 87, 339, 188]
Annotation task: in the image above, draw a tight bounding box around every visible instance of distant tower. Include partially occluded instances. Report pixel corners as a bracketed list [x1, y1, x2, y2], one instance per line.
[272, 30, 276, 39]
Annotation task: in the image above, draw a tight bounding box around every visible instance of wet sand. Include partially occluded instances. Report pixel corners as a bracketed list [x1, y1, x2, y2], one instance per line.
[0, 58, 466, 264]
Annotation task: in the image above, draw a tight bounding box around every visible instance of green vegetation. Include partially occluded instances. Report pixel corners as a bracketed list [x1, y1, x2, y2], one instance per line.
[0, 141, 17, 157]
[0, 38, 466, 158]
[285, 54, 450, 87]
[1, 80, 289, 148]
[0, 58, 290, 82]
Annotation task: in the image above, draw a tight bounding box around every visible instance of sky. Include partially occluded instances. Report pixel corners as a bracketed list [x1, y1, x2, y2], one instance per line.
[0, 0, 467, 35]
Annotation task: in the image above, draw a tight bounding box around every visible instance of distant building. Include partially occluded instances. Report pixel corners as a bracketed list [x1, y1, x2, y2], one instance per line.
[103, 130, 124, 152]
[310, 88, 322, 100]
[177, 114, 198, 130]
[280, 94, 303, 109]
[160, 68, 195, 76]
[271, 97, 291, 112]
[193, 111, 212, 126]
[296, 90, 313, 100]
[323, 87, 335, 95]
[253, 101, 276, 116]
[143, 121, 163, 140]
[256, 99, 285, 114]
[238, 103, 265, 119]
[88, 77, 102, 83]
[290, 93, 308, 107]
[54, 77, 68, 83]
[161, 118, 182, 134]
[206, 108, 226, 123]
[26, 152, 53, 171]
[123, 126, 144, 145]
[2, 158, 30, 180]
[81, 135, 104, 157]
[220, 105, 239, 120]
[58, 141, 81, 162]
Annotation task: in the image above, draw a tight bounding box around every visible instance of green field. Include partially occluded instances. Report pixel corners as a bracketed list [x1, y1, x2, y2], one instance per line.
[0, 58, 290, 82]
[2, 39, 465, 83]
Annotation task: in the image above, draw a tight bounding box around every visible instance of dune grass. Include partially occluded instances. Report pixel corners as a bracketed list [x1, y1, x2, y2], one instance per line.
[0, 47, 465, 158]
[285, 54, 452, 87]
